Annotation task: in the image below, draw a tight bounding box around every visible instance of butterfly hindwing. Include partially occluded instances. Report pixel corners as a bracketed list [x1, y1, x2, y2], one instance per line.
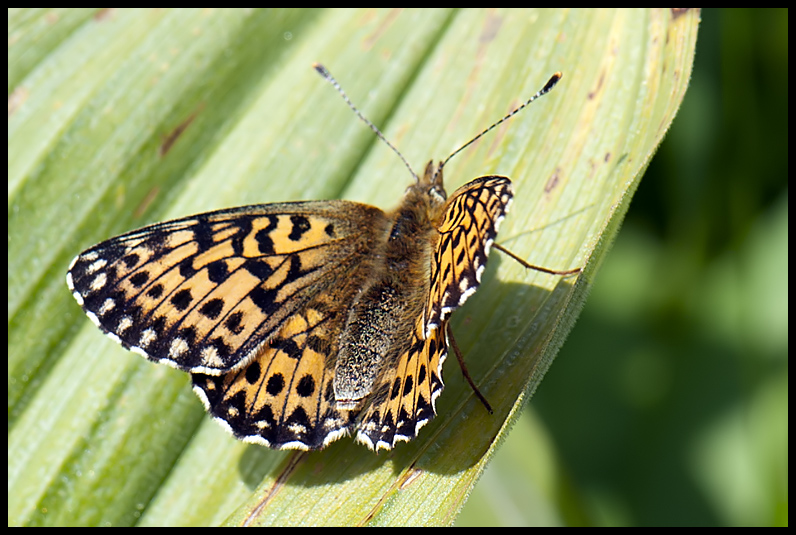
[192, 287, 363, 450]
[354, 315, 447, 450]
[67, 200, 387, 375]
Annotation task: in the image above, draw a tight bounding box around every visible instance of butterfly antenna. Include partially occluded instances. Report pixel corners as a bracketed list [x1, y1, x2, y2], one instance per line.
[313, 63, 419, 182]
[434, 72, 563, 182]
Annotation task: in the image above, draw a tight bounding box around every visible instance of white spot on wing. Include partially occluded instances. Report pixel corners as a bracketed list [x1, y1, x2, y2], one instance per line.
[484, 237, 494, 257]
[458, 278, 470, 293]
[322, 427, 349, 447]
[276, 440, 311, 451]
[201, 346, 223, 368]
[90, 273, 107, 292]
[355, 432, 376, 451]
[87, 258, 107, 275]
[475, 264, 485, 282]
[71, 289, 84, 306]
[139, 328, 157, 349]
[288, 422, 307, 435]
[168, 337, 189, 359]
[117, 315, 133, 334]
[67, 255, 80, 272]
[98, 298, 115, 316]
[86, 310, 101, 328]
[105, 331, 121, 345]
[130, 346, 150, 359]
[188, 364, 225, 376]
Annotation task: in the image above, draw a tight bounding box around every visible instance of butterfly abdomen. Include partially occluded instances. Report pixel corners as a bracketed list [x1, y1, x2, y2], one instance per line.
[333, 190, 440, 410]
[334, 282, 405, 409]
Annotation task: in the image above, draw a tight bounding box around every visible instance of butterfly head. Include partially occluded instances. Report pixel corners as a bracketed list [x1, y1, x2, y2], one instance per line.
[405, 160, 447, 207]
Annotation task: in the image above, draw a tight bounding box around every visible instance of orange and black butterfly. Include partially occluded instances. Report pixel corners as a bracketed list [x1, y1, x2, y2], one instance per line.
[67, 65, 566, 451]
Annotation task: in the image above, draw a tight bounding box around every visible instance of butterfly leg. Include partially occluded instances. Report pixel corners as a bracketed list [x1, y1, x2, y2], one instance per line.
[492, 243, 581, 276]
[445, 322, 493, 414]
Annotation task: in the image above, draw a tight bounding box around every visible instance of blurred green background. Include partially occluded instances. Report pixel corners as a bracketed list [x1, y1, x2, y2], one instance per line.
[457, 8, 788, 527]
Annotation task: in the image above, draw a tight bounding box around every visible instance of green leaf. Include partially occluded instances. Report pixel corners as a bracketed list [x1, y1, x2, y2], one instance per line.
[8, 8, 699, 526]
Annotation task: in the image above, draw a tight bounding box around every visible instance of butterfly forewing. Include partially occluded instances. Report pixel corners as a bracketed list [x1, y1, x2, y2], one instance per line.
[67, 201, 387, 375]
[424, 175, 513, 336]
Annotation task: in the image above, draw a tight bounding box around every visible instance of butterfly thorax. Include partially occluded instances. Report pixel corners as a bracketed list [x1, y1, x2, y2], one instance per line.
[333, 162, 448, 410]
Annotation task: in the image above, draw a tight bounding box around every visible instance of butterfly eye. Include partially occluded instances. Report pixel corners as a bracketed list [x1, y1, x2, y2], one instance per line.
[428, 185, 446, 204]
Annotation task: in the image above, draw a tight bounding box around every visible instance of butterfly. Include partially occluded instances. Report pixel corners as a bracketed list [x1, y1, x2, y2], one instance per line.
[66, 65, 564, 451]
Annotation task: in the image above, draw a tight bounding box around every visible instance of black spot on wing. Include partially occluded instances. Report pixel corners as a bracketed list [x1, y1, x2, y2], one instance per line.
[288, 215, 311, 241]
